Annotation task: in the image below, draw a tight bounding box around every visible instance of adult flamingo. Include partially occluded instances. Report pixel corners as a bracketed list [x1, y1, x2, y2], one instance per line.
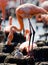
[9, 3, 47, 56]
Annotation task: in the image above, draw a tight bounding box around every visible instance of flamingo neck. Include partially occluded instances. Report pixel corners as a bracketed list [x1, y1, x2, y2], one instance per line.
[25, 33, 30, 41]
[9, 19, 12, 25]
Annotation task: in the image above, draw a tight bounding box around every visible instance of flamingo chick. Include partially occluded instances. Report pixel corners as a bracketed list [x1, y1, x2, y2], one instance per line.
[19, 41, 37, 53]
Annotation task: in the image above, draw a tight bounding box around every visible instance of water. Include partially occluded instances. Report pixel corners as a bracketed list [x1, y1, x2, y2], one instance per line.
[1, 18, 48, 42]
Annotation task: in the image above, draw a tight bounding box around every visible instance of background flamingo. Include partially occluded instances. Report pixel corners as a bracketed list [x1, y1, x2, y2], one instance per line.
[40, 1, 48, 12]
[0, 0, 8, 20]
[4, 16, 13, 33]
[36, 1, 48, 26]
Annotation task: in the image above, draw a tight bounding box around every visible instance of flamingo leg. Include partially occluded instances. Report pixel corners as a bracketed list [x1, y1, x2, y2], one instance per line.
[28, 18, 32, 46]
[27, 18, 32, 56]
[31, 29, 35, 58]
[28, 18, 35, 57]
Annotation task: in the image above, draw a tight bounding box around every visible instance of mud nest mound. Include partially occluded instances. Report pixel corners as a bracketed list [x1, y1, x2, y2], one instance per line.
[4, 55, 35, 65]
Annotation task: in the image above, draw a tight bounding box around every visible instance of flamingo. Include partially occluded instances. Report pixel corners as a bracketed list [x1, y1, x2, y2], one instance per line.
[36, 1, 48, 25]
[36, 14, 48, 24]
[36, 1, 48, 24]
[19, 41, 37, 54]
[13, 3, 47, 56]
